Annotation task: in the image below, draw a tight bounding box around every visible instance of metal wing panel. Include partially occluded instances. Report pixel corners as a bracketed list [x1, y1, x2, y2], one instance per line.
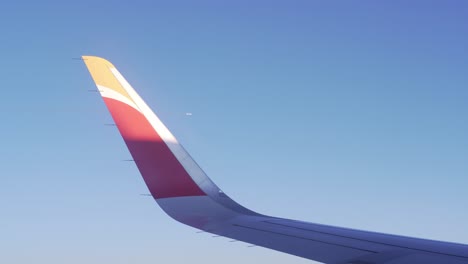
[215, 216, 468, 263]
[267, 219, 468, 259]
[156, 196, 468, 263]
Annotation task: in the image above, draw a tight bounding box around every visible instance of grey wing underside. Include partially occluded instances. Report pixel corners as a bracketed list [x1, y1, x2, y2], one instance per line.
[158, 196, 468, 264]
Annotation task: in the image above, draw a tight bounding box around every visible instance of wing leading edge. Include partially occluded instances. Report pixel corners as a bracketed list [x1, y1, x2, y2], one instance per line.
[82, 56, 468, 264]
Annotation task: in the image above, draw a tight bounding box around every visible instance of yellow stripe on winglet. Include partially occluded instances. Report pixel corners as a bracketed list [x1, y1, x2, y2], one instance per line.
[82, 56, 133, 101]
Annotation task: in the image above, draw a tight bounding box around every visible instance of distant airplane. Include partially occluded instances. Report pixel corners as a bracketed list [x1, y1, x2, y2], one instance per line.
[83, 56, 468, 264]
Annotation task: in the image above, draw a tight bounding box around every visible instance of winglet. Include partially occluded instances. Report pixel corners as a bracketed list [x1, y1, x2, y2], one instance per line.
[82, 55, 206, 199]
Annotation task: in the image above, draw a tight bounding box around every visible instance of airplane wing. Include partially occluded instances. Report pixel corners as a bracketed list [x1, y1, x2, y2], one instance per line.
[82, 56, 468, 264]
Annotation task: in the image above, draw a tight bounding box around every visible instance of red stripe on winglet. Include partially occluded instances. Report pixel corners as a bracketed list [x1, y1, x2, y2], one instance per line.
[103, 97, 206, 198]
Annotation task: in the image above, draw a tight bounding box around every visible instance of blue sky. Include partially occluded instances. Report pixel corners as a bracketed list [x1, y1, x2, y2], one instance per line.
[1, 1, 467, 263]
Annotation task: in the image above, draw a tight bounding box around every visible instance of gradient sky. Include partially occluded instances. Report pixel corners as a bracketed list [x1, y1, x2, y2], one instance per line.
[1, 1, 468, 263]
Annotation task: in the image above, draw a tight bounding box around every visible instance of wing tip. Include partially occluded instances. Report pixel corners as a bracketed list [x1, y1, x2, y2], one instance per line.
[82, 55, 116, 68]
[82, 55, 126, 94]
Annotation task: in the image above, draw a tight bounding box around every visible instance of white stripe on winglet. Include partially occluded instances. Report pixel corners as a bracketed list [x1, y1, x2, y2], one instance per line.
[109, 67, 177, 144]
[97, 84, 140, 112]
